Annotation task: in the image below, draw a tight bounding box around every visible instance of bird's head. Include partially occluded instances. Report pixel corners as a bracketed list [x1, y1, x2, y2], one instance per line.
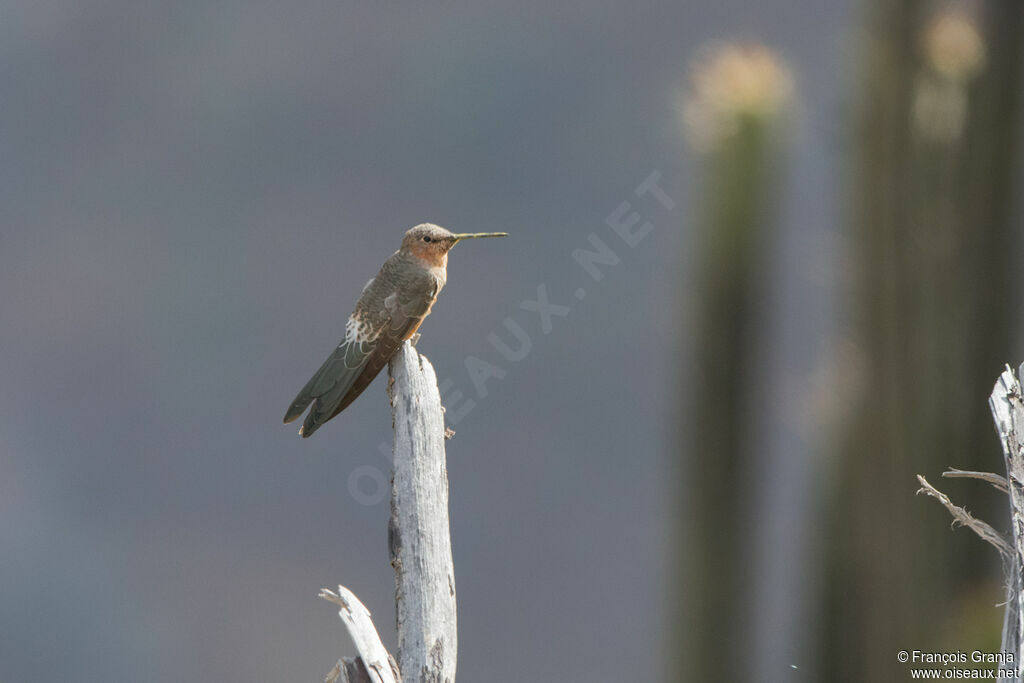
[402, 223, 507, 265]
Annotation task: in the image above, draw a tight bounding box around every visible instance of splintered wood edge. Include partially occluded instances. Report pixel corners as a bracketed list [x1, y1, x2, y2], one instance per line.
[988, 364, 1024, 665]
[320, 586, 399, 683]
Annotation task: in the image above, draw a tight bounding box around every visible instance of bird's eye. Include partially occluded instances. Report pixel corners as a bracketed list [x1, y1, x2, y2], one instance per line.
[423, 236, 433, 243]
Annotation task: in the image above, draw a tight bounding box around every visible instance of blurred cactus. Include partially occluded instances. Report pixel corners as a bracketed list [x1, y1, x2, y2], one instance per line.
[819, 2, 1023, 681]
[912, 9, 987, 143]
[675, 42, 793, 682]
[683, 43, 794, 151]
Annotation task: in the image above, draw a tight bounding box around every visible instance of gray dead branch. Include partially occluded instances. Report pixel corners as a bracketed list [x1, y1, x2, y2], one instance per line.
[321, 342, 457, 683]
[917, 364, 1024, 675]
[320, 586, 400, 683]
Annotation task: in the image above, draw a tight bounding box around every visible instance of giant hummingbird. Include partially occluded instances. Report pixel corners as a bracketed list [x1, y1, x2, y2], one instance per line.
[283, 223, 507, 437]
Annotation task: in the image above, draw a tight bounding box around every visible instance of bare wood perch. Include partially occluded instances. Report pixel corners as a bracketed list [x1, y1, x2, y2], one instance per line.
[320, 341, 457, 683]
[988, 364, 1024, 667]
[917, 364, 1024, 676]
[387, 341, 458, 683]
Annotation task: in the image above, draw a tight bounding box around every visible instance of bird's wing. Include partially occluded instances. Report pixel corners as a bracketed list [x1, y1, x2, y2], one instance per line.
[284, 274, 439, 438]
[282, 313, 383, 425]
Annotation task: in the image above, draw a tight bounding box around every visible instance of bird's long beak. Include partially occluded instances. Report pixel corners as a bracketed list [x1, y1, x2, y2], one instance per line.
[450, 232, 508, 243]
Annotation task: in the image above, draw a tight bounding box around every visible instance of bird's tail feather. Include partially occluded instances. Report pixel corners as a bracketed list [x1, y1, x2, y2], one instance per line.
[283, 361, 330, 423]
[299, 403, 324, 438]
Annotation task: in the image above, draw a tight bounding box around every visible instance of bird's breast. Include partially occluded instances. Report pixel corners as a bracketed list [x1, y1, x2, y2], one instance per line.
[429, 265, 447, 293]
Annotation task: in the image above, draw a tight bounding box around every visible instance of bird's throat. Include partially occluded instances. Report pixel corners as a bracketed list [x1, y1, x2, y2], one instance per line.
[410, 246, 448, 270]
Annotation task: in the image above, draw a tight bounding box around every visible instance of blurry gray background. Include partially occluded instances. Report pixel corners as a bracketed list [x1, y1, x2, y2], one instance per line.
[0, 2, 851, 681]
